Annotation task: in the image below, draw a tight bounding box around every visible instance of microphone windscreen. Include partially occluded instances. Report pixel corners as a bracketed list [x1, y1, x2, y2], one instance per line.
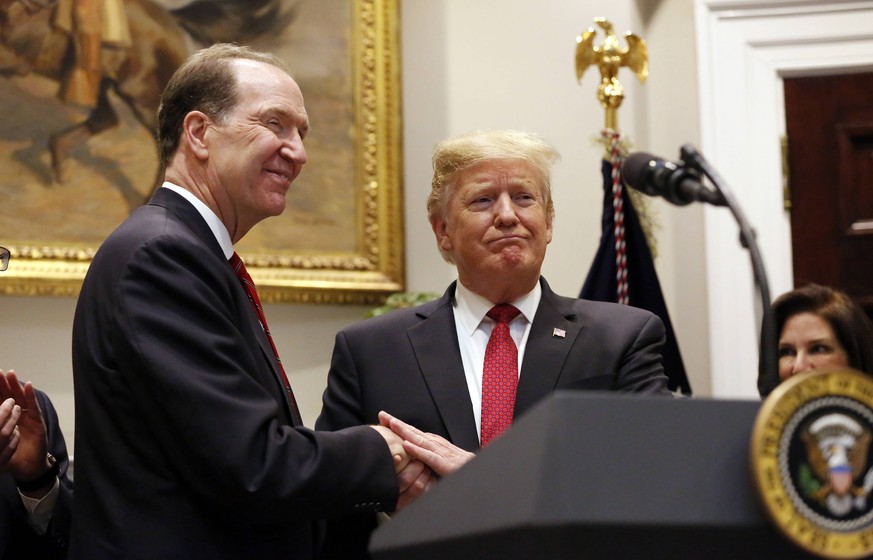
[621, 152, 658, 194]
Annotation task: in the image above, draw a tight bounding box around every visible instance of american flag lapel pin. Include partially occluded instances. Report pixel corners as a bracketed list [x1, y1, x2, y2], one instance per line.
[552, 328, 566, 338]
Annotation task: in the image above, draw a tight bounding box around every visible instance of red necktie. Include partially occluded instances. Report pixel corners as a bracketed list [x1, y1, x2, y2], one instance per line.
[480, 304, 521, 446]
[229, 252, 301, 422]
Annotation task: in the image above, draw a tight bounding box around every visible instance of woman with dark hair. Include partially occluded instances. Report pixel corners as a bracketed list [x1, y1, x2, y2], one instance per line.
[773, 284, 873, 384]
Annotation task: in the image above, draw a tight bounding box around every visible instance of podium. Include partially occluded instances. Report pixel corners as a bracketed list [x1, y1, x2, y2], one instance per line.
[370, 392, 818, 559]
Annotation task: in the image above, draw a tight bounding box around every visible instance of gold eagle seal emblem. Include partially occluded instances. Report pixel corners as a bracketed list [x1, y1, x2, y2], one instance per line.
[751, 368, 873, 559]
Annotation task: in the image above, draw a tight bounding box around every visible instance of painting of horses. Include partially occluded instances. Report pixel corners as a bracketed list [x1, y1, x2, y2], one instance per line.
[0, 0, 403, 304]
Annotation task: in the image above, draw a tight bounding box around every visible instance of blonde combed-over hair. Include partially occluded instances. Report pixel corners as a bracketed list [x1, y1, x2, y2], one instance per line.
[427, 130, 560, 263]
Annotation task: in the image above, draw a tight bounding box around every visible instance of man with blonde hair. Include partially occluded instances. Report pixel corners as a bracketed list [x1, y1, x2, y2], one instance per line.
[317, 129, 670, 558]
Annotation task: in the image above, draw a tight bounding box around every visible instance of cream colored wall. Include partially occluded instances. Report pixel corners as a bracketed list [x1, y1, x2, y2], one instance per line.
[0, 0, 709, 455]
[0, 297, 77, 451]
[635, 0, 711, 395]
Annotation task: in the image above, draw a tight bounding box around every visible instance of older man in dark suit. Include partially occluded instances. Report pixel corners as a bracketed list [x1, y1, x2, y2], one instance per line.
[69, 44, 417, 560]
[316, 129, 671, 558]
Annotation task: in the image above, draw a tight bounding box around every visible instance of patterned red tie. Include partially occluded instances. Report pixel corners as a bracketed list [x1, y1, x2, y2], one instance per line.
[480, 304, 521, 446]
[229, 252, 301, 422]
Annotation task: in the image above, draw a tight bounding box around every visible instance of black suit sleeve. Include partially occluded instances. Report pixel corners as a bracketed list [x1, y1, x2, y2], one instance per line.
[614, 312, 670, 393]
[316, 330, 366, 432]
[315, 331, 381, 560]
[40, 390, 73, 556]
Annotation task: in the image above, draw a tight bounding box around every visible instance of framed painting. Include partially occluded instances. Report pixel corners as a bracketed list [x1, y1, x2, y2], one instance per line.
[0, 0, 403, 304]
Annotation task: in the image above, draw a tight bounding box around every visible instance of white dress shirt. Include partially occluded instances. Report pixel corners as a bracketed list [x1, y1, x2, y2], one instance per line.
[19, 477, 59, 534]
[451, 280, 541, 443]
[161, 182, 234, 258]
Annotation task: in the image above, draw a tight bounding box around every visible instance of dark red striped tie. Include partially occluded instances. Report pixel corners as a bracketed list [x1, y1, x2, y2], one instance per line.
[229, 252, 301, 422]
[480, 304, 521, 446]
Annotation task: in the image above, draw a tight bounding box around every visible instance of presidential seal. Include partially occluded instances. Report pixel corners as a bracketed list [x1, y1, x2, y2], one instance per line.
[751, 368, 873, 559]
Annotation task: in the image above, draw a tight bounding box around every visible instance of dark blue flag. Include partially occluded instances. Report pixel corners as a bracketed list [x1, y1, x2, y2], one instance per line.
[581, 159, 692, 394]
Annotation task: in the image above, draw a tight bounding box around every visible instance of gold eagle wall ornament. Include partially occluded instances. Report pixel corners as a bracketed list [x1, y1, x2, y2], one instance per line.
[575, 17, 648, 129]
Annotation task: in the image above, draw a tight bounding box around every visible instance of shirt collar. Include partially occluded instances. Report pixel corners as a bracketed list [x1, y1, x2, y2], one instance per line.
[453, 279, 541, 336]
[161, 182, 234, 259]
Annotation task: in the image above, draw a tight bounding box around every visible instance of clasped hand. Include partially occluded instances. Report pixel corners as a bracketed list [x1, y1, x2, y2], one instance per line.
[371, 410, 475, 510]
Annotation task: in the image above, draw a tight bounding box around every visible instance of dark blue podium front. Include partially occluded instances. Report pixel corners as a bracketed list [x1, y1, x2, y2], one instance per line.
[370, 392, 817, 559]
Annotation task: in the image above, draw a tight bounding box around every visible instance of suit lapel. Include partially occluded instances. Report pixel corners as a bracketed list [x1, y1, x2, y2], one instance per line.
[515, 279, 580, 416]
[407, 285, 481, 451]
[149, 188, 225, 260]
[151, 188, 302, 425]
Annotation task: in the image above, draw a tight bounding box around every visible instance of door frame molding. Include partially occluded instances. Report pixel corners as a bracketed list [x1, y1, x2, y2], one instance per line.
[694, 0, 873, 397]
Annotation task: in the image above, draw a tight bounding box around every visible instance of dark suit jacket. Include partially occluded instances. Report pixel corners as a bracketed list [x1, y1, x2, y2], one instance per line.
[0, 389, 73, 560]
[315, 278, 670, 557]
[70, 188, 398, 560]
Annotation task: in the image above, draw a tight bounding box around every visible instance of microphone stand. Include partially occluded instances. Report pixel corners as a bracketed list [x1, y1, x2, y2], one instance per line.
[679, 144, 779, 396]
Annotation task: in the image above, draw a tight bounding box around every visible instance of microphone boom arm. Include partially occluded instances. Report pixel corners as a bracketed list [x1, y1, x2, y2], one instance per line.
[679, 144, 779, 395]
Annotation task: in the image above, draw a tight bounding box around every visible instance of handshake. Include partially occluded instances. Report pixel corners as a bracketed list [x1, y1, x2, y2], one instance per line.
[371, 411, 476, 510]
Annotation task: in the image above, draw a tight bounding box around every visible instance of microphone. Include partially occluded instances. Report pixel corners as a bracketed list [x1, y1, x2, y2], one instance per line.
[621, 152, 725, 206]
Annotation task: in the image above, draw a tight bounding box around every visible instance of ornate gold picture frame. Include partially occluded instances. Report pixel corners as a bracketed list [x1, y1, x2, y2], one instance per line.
[0, 0, 403, 305]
